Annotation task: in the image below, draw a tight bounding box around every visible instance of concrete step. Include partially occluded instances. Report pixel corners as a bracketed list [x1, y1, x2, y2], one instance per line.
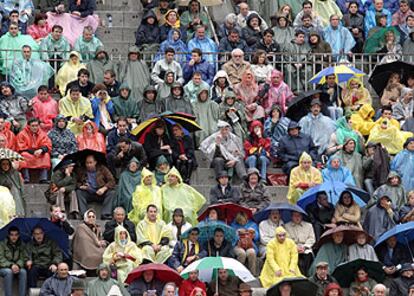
[96, 0, 143, 11]
[99, 41, 134, 56]
[96, 11, 142, 28]
[96, 27, 137, 43]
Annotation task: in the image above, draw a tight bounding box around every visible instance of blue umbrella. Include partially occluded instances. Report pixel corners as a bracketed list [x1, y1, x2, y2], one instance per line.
[297, 181, 368, 210]
[309, 65, 365, 84]
[374, 222, 414, 248]
[181, 221, 238, 246]
[254, 203, 307, 224]
[0, 218, 70, 258]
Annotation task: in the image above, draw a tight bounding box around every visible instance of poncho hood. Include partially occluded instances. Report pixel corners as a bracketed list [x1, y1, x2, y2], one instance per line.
[156, 155, 170, 167]
[53, 114, 68, 129]
[141, 167, 157, 186]
[0, 81, 15, 95]
[358, 104, 375, 120]
[213, 70, 232, 87]
[114, 225, 132, 246]
[249, 120, 264, 134]
[246, 13, 262, 28]
[165, 166, 183, 184]
[387, 171, 401, 183]
[142, 9, 158, 25]
[299, 151, 312, 163]
[327, 155, 343, 170]
[68, 51, 82, 64]
[127, 46, 141, 59]
[196, 86, 210, 102]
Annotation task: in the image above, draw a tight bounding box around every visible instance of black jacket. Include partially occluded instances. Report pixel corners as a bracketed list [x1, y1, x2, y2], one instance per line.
[204, 238, 235, 258]
[68, 0, 96, 17]
[209, 184, 240, 204]
[110, 141, 147, 170]
[278, 133, 318, 163]
[103, 219, 137, 243]
[390, 275, 414, 296]
[135, 10, 161, 46]
[143, 132, 172, 163]
[170, 134, 197, 165]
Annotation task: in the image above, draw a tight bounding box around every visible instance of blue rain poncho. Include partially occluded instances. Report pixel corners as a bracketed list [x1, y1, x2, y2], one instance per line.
[322, 155, 356, 185]
[391, 139, 414, 192]
[323, 24, 356, 60]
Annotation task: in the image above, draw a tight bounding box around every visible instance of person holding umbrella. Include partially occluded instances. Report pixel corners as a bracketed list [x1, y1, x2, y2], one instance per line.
[204, 227, 235, 257]
[143, 120, 173, 170]
[389, 262, 414, 295]
[207, 268, 241, 296]
[349, 232, 378, 261]
[128, 269, 165, 296]
[349, 266, 378, 296]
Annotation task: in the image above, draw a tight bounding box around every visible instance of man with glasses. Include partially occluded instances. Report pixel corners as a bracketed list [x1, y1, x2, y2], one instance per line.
[0, 226, 27, 296]
[222, 48, 251, 85]
[168, 227, 206, 273]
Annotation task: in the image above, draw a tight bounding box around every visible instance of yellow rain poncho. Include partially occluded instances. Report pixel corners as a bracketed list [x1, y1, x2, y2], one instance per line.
[351, 104, 375, 136]
[287, 152, 322, 204]
[367, 119, 413, 155]
[0, 186, 15, 227]
[374, 116, 400, 129]
[259, 227, 303, 288]
[55, 51, 86, 96]
[129, 168, 163, 224]
[102, 225, 142, 283]
[136, 216, 173, 263]
[58, 94, 93, 136]
[161, 167, 206, 225]
[342, 78, 372, 111]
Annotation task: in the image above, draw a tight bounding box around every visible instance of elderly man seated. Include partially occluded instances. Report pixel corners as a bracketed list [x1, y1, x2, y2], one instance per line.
[103, 207, 136, 243]
[40, 262, 75, 296]
[222, 48, 251, 86]
[258, 209, 284, 257]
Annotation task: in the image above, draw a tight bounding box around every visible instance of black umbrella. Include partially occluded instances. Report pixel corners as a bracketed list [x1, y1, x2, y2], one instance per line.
[53, 149, 107, 172]
[266, 277, 318, 296]
[286, 90, 330, 122]
[332, 259, 385, 288]
[368, 61, 414, 96]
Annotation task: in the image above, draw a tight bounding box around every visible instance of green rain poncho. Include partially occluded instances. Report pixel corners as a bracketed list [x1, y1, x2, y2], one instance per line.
[40, 33, 71, 61]
[73, 35, 103, 61]
[87, 263, 131, 296]
[86, 48, 118, 84]
[0, 161, 25, 216]
[309, 241, 347, 276]
[336, 117, 363, 153]
[114, 157, 142, 213]
[154, 155, 170, 186]
[112, 83, 139, 121]
[128, 167, 163, 225]
[161, 167, 206, 225]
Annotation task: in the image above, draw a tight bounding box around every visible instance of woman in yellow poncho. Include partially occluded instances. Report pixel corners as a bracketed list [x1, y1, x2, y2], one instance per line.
[287, 152, 322, 204]
[350, 104, 376, 137]
[342, 78, 372, 112]
[367, 119, 413, 155]
[55, 51, 86, 96]
[129, 168, 163, 225]
[103, 225, 142, 283]
[260, 226, 303, 288]
[0, 186, 16, 228]
[161, 167, 206, 225]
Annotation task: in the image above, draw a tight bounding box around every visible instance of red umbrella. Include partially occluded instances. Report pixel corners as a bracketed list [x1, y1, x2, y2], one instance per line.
[124, 263, 183, 286]
[197, 202, 253, 224]
[317, 225, 372, 248]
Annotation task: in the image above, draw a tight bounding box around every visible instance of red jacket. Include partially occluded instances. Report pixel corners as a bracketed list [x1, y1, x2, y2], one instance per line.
[243, 120, 270, 159]
[179, 279, 206, 296]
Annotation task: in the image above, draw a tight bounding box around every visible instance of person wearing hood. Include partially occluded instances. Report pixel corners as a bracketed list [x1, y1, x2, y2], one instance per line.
[184, 71, 210, 104]
[137, 85, 165, 123]
[342, 1, 365, 53]
[389, 262, 414, 295]
[327, 116, 364, 156]
[218, 90, 247, 141]
[170, 124, 196, 184]
[17, 118, 52, 184]
[47, 115, 78, 169]
[30, 85, 59, 133]
[156, 28, 188, 66]
[210, 70, 233, 104]
[119, 46, 151, 101]
[187, 25, 218, 67]
[200, 120, 247, 180]
[152, 47, 185, 87]
[135, 9, 161, 49]
[264, 105, 291, 158]
[193, 86, 219, 146]
[351, 104, 376, 136]
[323, 15, 356, 61]
[243, 121, 270, 180]
[183, 48, 215, 85]
[273, 14, 295, 47]
[322, 156, 356, 185]
[77, 121, 106, 154]
[160, 9, 185, 43]
[73, 26, 103, 61]
[400, 190, 414, 223]
[87, 263, 131, 296]
[157, 70, 175, 101]
[112, 84, 139, 125]
[278, 121, 319, 175]
[309, 31, 332, 70]
[113, 157, 141, 213]
[241, 13, 264, 48]
[240, 168, 270, 213]
[164, 82, 194, 114]
[0, 158, 24, 216]
[342, 78, 372, 112]
[287, 152, 323, 204]
[55, 52, 87, 96]
[334, 137, 364, 187]
[0, 115, 16, 150]
[261, 69, 294, 115]
[161, 167, 206, 225]
[348, 232, 378, 262]
[154, 155, 171, 186]
[39, 262, 76, 296]
[299, 99, 336, 155]
[259, 226, 302, 288]
[0, 82, 29, 133]
[103, 225, 142, 283]
[180, 0, 211, 40]
[372, 171, 406, 209]
[89, 85, 113, 132]
[86, 47, 117, 84]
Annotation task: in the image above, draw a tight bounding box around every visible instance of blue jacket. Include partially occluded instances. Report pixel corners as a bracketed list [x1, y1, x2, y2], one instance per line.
[230, 220, 260, 253]
[183, 58, 215, 85]
[90, 97, 114, 129]
[168, 239, 207, 269]
[106, 128, 137, 154]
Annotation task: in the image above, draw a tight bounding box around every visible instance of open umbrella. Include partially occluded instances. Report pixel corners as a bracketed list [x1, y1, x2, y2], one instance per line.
[266, 277, 318, 296]
[309, 65, 365, 85]
[197, 202, 253, 224]
[374, 221, 414, 248]
[125, 263, 182, 286]
[297, 181, 369, 211]
[368, 61, 414, 96]
[285, 90, 330, 122]
[53, 149, 106, 172]
[181, 221, 238, 246]
[317, 225, 372, 248]
[332, 259, 385, 287]
[253, 203, 307, 224]
[0, 218, 69, 258]
[181, 256, 255, 283]
[0, 148, 23, 161]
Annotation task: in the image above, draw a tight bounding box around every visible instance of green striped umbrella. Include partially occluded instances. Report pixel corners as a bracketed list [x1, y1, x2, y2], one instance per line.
[180, 257, 255, 283]
[0, 148, 23, 161]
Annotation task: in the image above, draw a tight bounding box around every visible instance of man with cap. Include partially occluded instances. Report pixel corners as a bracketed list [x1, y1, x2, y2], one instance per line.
[299, 99, 336, 155]
[168, 227, 207, 273]
[209, 170, 240, 205]
[278, 121, 319, 174]
[239, 283, 252, 296]
[71, 279, 86, 296]
[308, 261, 338, 296]
[87, 263, 130, 296]
[390, 263, 414, 296]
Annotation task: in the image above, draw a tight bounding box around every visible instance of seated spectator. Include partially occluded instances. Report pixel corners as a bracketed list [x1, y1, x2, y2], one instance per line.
[261, 69, 293, 115]
[342, 78, 372, 113]
[372, 171, 406, 209]
[0, 115, 16, 150]
[295, 13, 323, 41]
[187, 25, 217, 67]
[152, 47, 184, 87]
[0, 159, 25, 216]
[164, 82, 194, 114]
[236, 2, 268, 30]
[161, 167, 206, 225]
[240, 167, 270, 212]
[112, 85, 139, 128]
[217, 13, 239, 40]
[87, 263, 130, 295]
[30, 85, 58, 133]
[390, 263, 414, 295]
[208, 268, 241, 296]
[74, 26, 103, 61]
[103, 69, 120, 98]
[324, 283, 344, 296]
[218, 28, 249, 54]
[323, 15, 356, 61]
[317, 74, 343, 121]
[160, 9, 184, 43]
[119, 46, 151, 101]
[0, 226, 27, 296]
[328, 116, 363, 154]
[76, 121, 106, 154]
[218, 91, 247, 140]
[76, 154, 115, 219]
[103, 207, 136, 243]
[0, 82, 28, 133]
[155, 155, 171, 186]
[273, 14, 295, 47]
[193, 87, 219, 145]
[137, 86, 165, 123]
[380, 73, 404, 107]
[365, 0, 392, 36]
[103, 225, 142, 283]
[343, 2, 365, 53]
[143, 121, 172, 169]
[322, 156, 356, 185]
[260, 226, 302, 288]
[313, 0, 343, 27]
[293, 1, 324, 28]
[167, 208, 192, 248]
[33, 0, 65, 14]
[258, 210, 284, 257]
[72, 209, 107, 270]
[135, 10, 160, 49]
[151, 0, 171, 24]
[332, 191, 361, 227]
[68, 0, 96, 17]
[368, 118, 409, 155]
[393, 87, 414, 125]
[17, 118, 52, 184]
[309, 31, 332, 68]
[377, 29, 403, 63]
[156, 28, 188, 66]
[59, 86, 93, 136]
[402, 23, 414, 55]
[250, 50, 274, 85]
[40, 25, 70, 73]
[27, 13, 50, 43]
[26, 226, 63, 288]
[351, 104, 376, 137]
[363, 195, 399, 240]
[40, 262, 75, 295]
[222, 48, 251, 86]
[90, 85, 114, 133]
[400, 190, 414, 222]
[200, 120, 247, 180]
[0, 10, 28, 36]
[393, 0, 414, 25]
[87, 48, 117, 85]
[180, 270, 206, 296]
[241, 13, 263, 49]
[204, 227, 235, 257]
[183, 48, 214, 85]
[128, 269, 165, 296]
[306, 192, 335, 240]
[184, 72, 210, 104]
[334, 137, 364, 187]
[376, 235, 410, 277]
[170, 124, 196, 184]
[0, 187, 16, 226]
[48, 115, 78, 169]
[112, 158, 140, 211]
[278, 121, 318, 175]
[49, 159, 79, 217]
[136, 204, 173, 263]
[209, 171, 240, 204]
[55, 53, 87, 96]
[181, 0, 211, 42]
[157, 70, 175, 101]
[105, 119, 137, 156]
[256, 29, 280, 60]
[49, 205, 75, 236]
[264, 105, 290, 157]
[349, 232, 378, 261]
[309, 261, 338, 296]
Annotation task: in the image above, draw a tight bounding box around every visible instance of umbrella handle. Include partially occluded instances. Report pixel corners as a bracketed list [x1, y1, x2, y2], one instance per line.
[404, 235, 414, 262]
[216, 268, 219, 295]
